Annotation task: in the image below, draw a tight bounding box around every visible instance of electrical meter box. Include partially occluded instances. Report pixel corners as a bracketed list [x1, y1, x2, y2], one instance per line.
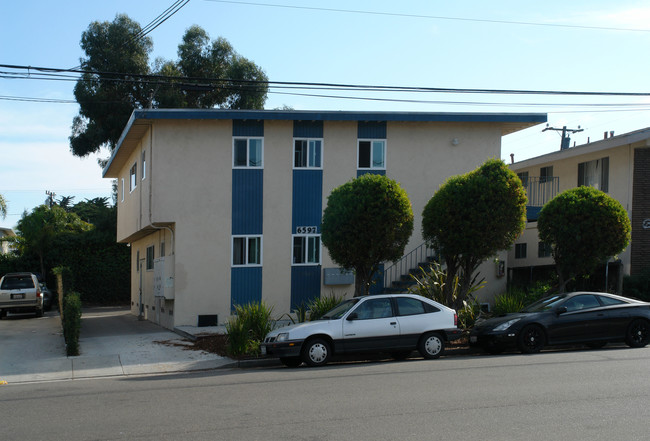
[153, 255, 175, 300]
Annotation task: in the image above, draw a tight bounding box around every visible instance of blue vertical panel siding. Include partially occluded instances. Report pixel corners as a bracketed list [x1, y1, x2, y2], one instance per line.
[291, 266, 321, 309]
[358, 121, 386, 139]
[232, 169, 263, 234]
[357, 169, 386, 177]
[294, 120, 323, 138]
[292, 170, 323, 231]
[231, 267, 263, 310]
[233, 119, 264, 136]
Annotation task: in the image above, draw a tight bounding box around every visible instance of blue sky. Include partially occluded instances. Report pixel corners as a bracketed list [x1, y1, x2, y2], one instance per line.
[2, 0, 650, 229]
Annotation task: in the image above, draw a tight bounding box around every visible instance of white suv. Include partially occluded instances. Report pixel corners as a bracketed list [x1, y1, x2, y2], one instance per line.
[0, 272, 44, 319]
[261, 294, 462, 367]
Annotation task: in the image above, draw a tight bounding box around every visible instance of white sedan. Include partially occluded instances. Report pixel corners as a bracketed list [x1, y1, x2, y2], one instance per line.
[261, 294, 462, 367]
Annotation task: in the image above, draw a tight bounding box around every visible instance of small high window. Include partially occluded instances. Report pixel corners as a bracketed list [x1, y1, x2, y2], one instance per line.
[129, 163, 137, 191]
[515, 243, 527, 259]
[146, 245, 155, 271]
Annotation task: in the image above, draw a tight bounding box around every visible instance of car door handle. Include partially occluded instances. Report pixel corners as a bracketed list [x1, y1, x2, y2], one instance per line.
[390, 322, 397, 325]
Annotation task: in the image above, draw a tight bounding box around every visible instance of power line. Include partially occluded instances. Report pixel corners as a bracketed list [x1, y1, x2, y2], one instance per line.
[3, 63, 650, 97]
[206, 0, 650, 33]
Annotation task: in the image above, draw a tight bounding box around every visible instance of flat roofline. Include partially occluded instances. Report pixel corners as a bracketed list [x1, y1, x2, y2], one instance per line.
[104, 109, 547, 177]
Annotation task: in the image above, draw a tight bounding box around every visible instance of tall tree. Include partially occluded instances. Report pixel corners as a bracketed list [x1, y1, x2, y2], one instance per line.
[538, 186, 631, 292]
[70, 16, 268, 158]
[422, 159, 527, 309]
[0, 193, 6, 219]
[13, 205, 92, 278]
[321, 174, 414, 297]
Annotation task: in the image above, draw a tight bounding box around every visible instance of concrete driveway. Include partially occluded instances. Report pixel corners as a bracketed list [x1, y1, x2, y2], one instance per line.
[0, 306, 233, 384]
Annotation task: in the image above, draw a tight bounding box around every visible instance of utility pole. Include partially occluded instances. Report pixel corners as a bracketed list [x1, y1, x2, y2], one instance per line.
[542, 124, 584, 150]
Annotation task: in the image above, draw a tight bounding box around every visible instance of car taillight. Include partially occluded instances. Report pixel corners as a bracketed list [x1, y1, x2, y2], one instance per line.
[454, 313, 458, 326]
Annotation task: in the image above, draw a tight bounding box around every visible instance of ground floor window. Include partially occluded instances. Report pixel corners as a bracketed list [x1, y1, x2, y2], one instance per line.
[146, 245, 155, 270]
[232, 236, 262, 266]
[292, 235, 321, 265]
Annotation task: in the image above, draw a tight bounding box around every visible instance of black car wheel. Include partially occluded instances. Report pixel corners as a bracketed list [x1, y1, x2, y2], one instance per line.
[419, 332, 444, 359]
[280, 357, 302, 368]
[625, 319, 650, 348]
[302, 338, 331, 367]
[517, 324, 545, 354]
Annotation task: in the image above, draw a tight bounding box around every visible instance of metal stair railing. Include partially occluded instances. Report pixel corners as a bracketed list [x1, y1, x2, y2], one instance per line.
[381, 242, 437, 292]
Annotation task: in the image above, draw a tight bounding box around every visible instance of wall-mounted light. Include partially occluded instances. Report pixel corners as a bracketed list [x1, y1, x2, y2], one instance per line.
[451, 138, 459, 146]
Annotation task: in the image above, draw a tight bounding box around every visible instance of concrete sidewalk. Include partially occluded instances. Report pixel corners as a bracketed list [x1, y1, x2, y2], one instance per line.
[0, 307, 238, 384]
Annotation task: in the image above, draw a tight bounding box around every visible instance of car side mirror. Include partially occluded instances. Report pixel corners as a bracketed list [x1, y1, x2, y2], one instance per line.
[346, 313, 358, 321]
[556, 306, 567, 315]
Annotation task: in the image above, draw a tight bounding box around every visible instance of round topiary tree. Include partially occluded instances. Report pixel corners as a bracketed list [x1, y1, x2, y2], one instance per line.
[422, 158, 528, 308]
[321, 174, 414, 297]
[538, 186, 631, 292]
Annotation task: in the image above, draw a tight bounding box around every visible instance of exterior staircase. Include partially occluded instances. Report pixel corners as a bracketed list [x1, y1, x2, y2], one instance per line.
[379, 243, 438, 294]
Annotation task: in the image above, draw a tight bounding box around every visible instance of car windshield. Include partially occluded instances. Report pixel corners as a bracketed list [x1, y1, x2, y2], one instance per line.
[521, 294, 567, 313]
[320, 299, 360, 320]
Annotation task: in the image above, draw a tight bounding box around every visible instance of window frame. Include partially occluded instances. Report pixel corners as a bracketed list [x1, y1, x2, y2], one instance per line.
[232, 235, 263, 267]
[357, 139, 386, 170]
[146, 245, 155, 271]
[515, 243, 527, 259]
[141, 151, 146, 181]
[291, 234, 322, 265]
[232, 137, 264, 169]
[293, 138, 323, 169]
[129, 163, 137, 192]
[121, 178, 125, 202]
[578, 157, 609, 192]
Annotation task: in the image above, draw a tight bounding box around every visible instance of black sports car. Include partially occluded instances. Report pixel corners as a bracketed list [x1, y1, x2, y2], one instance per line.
[470, 292, 650, 354]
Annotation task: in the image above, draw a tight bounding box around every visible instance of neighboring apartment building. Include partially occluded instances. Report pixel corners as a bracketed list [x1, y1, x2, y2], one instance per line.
[103, 109, 545, 329]
[0, 227, 15, 255]
[508, 127, 650, 291]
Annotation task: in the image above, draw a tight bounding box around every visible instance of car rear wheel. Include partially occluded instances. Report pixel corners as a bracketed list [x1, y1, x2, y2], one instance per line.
[517, 324, 545, 354]
[625, 319, 650, 348]
[302, 338, 331, 367]
[419, 332, 444, 359]
[280, 357, 302, 368]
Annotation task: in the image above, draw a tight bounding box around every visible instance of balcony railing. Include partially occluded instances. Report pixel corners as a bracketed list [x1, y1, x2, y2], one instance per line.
[522, 176, 560, 207]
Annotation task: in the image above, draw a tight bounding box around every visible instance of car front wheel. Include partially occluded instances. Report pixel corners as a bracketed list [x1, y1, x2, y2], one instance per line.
[302, 338, 331, 367]
[625, 319, 650, 348]
[419, 332, 444, 359]
[517, 324, 545, 354]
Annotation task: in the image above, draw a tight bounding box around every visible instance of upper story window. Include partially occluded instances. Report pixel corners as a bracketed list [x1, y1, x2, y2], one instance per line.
[538, 241, 552, 258]
[294, 139, 322, 169]
[358, 140, 386, 170]
[233, 138, 263, 168]
[578, 157, 609, 192]
[141, 151, 146, 181]
[539, 166, 553, 183]
[121, 178, 125, 202]
[515, 243, 527, 259]
[517, 171, 529, 187]
[232, 235, 262, 266]
[292, 235, 321, 265]
[129, 163, 137, 192]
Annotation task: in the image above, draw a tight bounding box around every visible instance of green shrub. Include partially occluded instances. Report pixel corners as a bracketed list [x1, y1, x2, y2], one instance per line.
[308, 293, 345, 321]
[623, 267, 650, 302]
[225, 302, 275, 357]
[492, 282, 551, 316]
[457, 299, 482, 330]
[62, 292, 82, 356]
[409, 261, 484, 307]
